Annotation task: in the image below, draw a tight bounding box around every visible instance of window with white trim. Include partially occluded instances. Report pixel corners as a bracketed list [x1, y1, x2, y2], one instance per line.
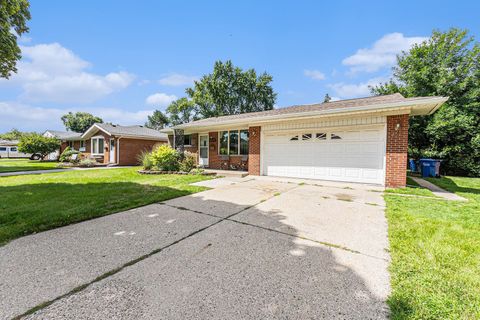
[91, 137, 105, 155]
[219, 130, 249, 155]
[316, 133, 327, 140]
[67, 141, 75, 149]
[302, 133, 312, 140]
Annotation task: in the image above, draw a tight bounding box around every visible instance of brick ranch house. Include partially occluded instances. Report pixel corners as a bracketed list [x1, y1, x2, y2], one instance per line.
[44, 123, 168, 165]
[163, 94, 447, 187]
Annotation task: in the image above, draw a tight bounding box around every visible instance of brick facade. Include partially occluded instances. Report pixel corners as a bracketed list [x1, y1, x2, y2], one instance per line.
[385, 114, 409, 188]
[248, 126, 261, 175]
[118, 138, 165, 165]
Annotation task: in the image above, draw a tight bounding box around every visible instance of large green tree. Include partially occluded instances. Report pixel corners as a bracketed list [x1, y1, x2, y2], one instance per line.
[186, 60, 276, 118]
[0, 128, 32, 140]
[61, 112, 103, 133]
[166, 97, 197, 125]
[18, 133, 59, 158]
[371, 28, 480, 176]
[0, 0, 31, 79]
[144, 110, 170, 130]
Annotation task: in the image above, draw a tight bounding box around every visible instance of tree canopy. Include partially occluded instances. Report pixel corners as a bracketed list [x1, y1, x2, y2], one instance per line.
[144, 110, 170, 130]
[371, 28, 480, 176]
[0, 128, 32, 140]
[0, 0, 31, 79]
[186, 60, 276, 118]
[18, 133, 59, 158]
[166, 97, 197, 126]
[61, 112, 103, 133]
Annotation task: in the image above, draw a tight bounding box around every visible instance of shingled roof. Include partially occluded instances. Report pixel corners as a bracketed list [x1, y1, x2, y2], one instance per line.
[169, 93, 447, 130]
[43, 130, 82, 140]
[82, 123, 168, 141]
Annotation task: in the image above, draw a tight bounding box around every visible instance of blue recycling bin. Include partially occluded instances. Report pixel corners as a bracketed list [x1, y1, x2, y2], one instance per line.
[409, 159, 417, 173]
[419, 159, 440, 178]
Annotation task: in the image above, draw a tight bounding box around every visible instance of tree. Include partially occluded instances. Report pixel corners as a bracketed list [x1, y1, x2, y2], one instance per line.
[0, 0, 31, 78]
[371, 28, 480, 176]
[166, 98, 197, 125]
[61, 112, 103, 133]
[186, 60, 276, 118]
[18, 133, 60, 158]
[0, 128, 32, 140]
[323, 94, 332, 103]
[145, 110, 170, 130]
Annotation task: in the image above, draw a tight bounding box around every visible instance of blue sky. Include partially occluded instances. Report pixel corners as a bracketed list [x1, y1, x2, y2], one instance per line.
[1, 0, 479, 132]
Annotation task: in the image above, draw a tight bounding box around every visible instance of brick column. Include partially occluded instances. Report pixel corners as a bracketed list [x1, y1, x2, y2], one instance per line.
[386, 114, 409, 188]
[248, 126, 261, 175]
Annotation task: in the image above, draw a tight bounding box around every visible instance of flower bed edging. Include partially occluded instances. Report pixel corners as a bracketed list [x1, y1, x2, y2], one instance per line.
[137, 170, 216, 176]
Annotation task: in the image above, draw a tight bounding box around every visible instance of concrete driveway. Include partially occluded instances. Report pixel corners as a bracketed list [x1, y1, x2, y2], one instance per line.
[0, 177, 390, 320]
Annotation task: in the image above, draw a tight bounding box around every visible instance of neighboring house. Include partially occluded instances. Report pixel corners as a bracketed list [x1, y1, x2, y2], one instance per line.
[81, 123, 168, 165]
[43, 130, 83, 160]
[0, 140, 32, 158]
[45, 124, 168, 165]
[162, 93, 448, 187]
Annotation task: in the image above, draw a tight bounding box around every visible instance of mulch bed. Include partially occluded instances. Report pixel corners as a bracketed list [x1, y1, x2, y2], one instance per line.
[137, 170, 216, 176]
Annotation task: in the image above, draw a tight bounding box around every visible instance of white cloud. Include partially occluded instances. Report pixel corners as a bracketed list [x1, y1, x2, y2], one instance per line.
[1, 43, 134, 103]
[0, 101, 154, 132]
[328, 77, 387, 99]
[342, 33, 428, 73]
[145, 93, 177, 106]
[158, 73, 197, 86]
[304, 69, 326, 80]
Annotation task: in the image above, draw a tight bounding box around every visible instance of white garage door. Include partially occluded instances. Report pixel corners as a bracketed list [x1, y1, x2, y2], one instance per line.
[263, 126, 386, 184]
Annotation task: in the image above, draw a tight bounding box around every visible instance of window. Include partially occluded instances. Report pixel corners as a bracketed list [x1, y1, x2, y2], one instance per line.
[240, 130, 249, 155]
[316, 133, 326, 140]
[290, 135, 299, 141]
[0, 147, 7, 151]
[219, 131, 229, 155]
[68, 141, 74, 149]
[184, 134, 192, 146]
[219, 129, 249, 155]
[80, 140, 85, 148]
[10, 147, 17, 152]
[91, 137, 105, 154]
[302, 133, 312, 140]
[331, 133, 342, 140]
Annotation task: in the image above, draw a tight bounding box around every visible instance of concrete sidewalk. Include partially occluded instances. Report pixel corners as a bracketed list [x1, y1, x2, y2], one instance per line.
[410, 177, 467, 201]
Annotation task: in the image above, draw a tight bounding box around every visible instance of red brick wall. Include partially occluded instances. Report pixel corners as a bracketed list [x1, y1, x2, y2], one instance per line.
[248, 126, 261, 175]
[118, 138, 165, 165]
[386, 114, 409, 188]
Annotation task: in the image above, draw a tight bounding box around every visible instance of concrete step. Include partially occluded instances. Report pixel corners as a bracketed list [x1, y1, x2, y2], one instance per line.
[203, 169, 249, 178]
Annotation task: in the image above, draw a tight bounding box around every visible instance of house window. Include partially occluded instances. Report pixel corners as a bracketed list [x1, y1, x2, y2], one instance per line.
[67, 141, 74, 149]
[91, 137, 105, 155]
[302, 133, 312, 141]
[184, 134, 192, 146]
[331, 133, 342, 140]
[290, 135, 299, 141]
[219, 129, 249, 155]
[80, 140, 85, 148]
[316, 133, 327, 140]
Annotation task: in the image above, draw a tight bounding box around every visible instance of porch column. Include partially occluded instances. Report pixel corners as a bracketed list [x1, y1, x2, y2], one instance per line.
[248, 126, 261, 175]
[385, 114, 409, 187]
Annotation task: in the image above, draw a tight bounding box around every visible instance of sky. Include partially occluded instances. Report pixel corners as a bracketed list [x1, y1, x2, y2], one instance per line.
[1, 0, 479, 132]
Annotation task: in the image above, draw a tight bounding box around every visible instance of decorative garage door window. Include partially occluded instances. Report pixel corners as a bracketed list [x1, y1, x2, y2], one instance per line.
[316, 133, 327, 140]
[331, 133, 342, 140]
[290, 135, 299, 141]
[302, 134, 312, 140]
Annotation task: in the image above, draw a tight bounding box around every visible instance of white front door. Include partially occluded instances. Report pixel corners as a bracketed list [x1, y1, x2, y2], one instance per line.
[199, 135, 209, 167]
[263, 126, 386, 185]
[109, 139, 115, 163]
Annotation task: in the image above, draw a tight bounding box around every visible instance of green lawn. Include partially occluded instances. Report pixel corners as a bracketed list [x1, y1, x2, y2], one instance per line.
[385, 176, 480, 319]
[0, 158, 59, 173]
[0, 168, 212, 245]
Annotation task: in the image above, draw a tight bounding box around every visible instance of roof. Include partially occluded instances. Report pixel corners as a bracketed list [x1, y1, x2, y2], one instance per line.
[165, 93, 447, 131]
[0, 139, 19, 146]
[43, 130, 82, 140]
[82, 123, 168, 141]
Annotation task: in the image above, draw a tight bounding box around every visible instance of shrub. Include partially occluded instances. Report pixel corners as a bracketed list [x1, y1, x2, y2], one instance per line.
[179, 151, 197, 172]
[59, 146, 80, 162]
[18, 133, 60, 159]
[137, 150, 153, 170]
[78, 159, 97, 167]
[150, 145, 180, 171]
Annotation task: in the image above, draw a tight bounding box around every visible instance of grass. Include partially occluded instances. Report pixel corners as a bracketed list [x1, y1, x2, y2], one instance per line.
[385, 177, 437, 197]
[0, 167, 212, 245]
[0, 158, 59, 173]
[385, 176, 480, 319]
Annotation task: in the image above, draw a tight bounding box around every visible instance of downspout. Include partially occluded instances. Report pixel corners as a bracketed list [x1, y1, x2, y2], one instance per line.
[116, 136, 123, 165]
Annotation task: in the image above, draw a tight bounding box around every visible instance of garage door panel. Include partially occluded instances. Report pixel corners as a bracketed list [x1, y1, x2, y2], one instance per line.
[263, 126, 385, 184]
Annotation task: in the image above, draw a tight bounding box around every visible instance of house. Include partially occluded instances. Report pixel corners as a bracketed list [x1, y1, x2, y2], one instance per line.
[162, 93, 448, 187]
[44, 124, 168, 165]
[43, 130, 83, 160]
[0, 140, 32, 158]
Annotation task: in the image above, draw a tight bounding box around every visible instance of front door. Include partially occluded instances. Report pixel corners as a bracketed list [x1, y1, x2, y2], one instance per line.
[199, 135, 209, 167]
[109, 139, 115, 163]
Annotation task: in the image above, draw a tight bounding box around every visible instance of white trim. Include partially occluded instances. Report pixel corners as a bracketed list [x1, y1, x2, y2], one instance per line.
[90, 136, 105, 156]
[198, 134, 209, 167]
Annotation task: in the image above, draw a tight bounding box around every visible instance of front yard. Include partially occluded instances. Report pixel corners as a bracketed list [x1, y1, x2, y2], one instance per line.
[0, 158, 58, 173]
[386, 176, 480, 319]
[0, 168, 212, 245]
